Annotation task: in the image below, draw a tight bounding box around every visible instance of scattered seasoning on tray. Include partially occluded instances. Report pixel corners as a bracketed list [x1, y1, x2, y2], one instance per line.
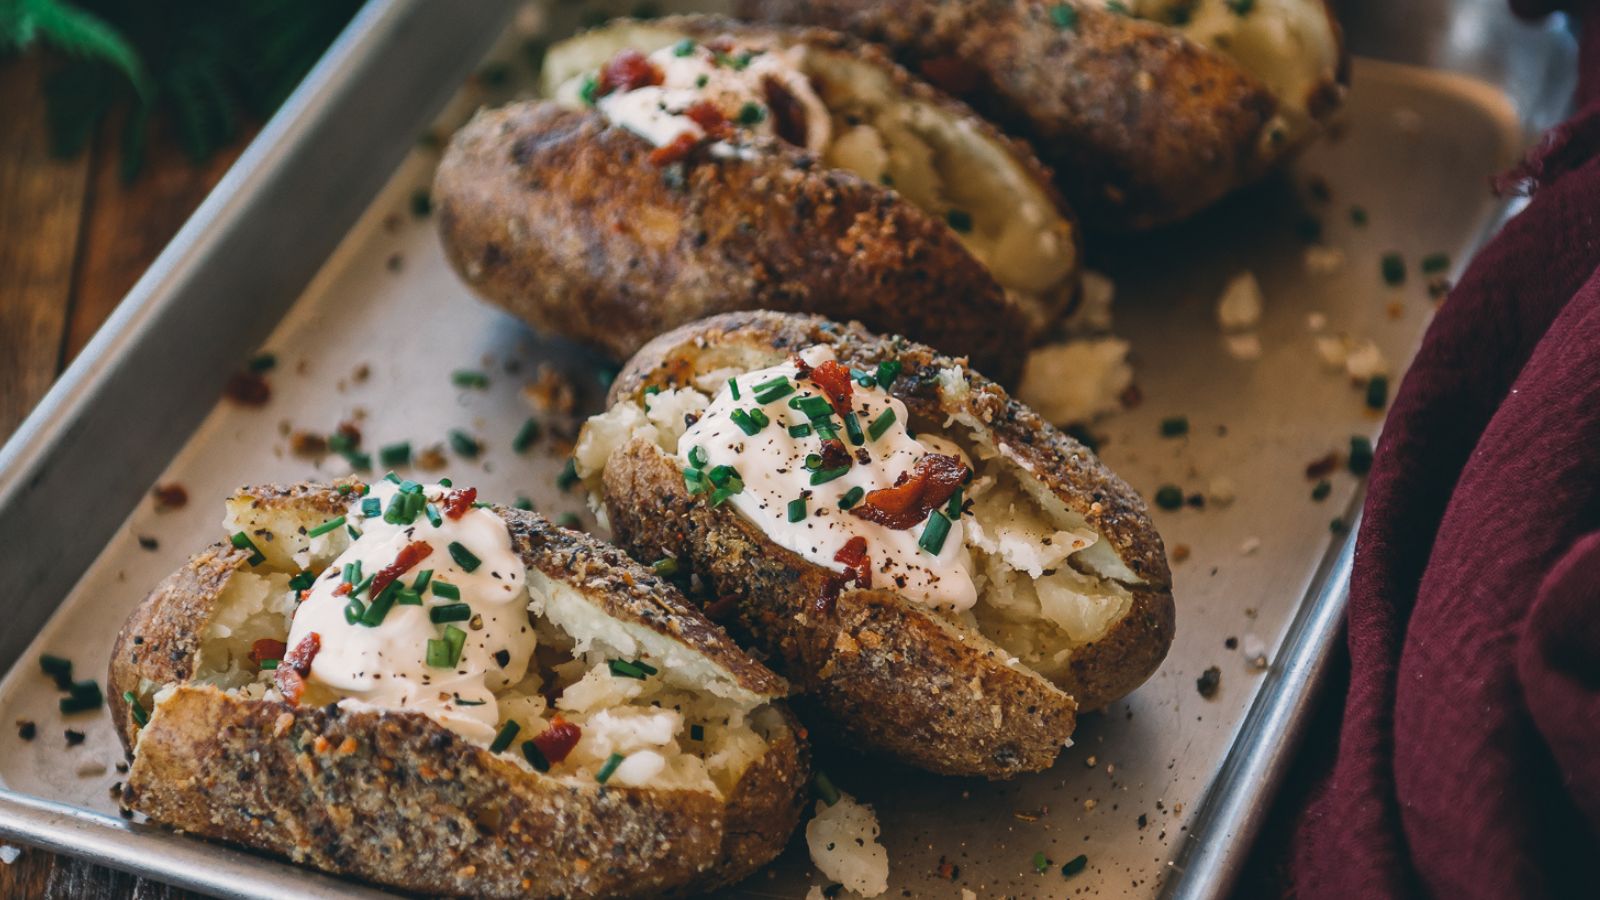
[1331, 517, 1348, 534]
[415, 445, 448, 471]
[1225, 636, 1239, 650]
[222, 370, 271, 407]
[1159, 415, 1189, 438]
[1138, 813, 1149, 829]
[524, 366, 577, 415]
[150, 482, 188, 511]
[1153, 485, 1184, 511]
[60, 679, 104, 714]
[1311, 480, 1332, 501]
[1031, 851, 1050, 874]
[1306, 174, 1331, 203]
[289, 430, 328, 457]
[1171, 544, 1191, 563]
[64, 729, 86, 747]
[1428, 276, 1453, 300]
[1350, 205, 1369, 226]
[410, 189, 432, 218]
[247, 353, 277, 373]
[40, 654, 73, 689]
[16, 720, 36, 741]
[945, 209, 973, 233]
[1196, 666, 1222, 699]
[1305, 452, 1340, 480]
[1421, 252, 1451, 274]
[1366, 374, 1390, 410]
[137, 535, 159, 550]
[1380, 253, 1406, 286]
[1061, 854, 1089, 877]
[1348, 436, 1374, 475]
[1294, 215, 1322, 243]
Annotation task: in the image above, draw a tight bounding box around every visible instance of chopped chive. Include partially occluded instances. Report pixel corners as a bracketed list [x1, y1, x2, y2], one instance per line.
[803, 453, 823, 470]
[875, 359, 902, 388]
[448, 542, 481, 572]
[306, 516, 346, 538]
[521, 740, 550, 772]
[688, 445, 708, 469]
[439, 477, 453, 487]
[489, 720, 520, 754]
[737, 101, 765, 125]
[752, 376, 790, 394]
[341, 450, 372, 471]
[1225, 0, 1254, 14]
[730, 409, 759, 436]
[794, 395, 833, 419]
[515, 496, 535, 511]
[814, 771, 840, 806]
[382, 492, 408, 525]
[1154, 485, 1185, 510]
[1061, 854, 1089, 877]
[838, 487, 865, 510]
[842, 411, 864, 445]
[748, 408, 770, 429]
[946, 209, 973, 233]
[351, 573, 376, 598]
[788, 497, 807, 522]
[360, 497, 381, 518]
[707, 464, 739, 487]
[728, 377, 741, 400]
[946, 487, 964, 519]
[395, 588, 422, 606]
[652, 557, 679, 577]
[810, 466, 850, 486]
[867, 408, 897, 441]
[813, 423, 839, 442]
[432, 580, 461, 600]
[579, 75, 598, 106]
[918, 510, 952, 554]
[451, 369, 489, 389]
[247, 352, 277, 373]
[1366, 375, 1390, 409]
[709, 479, 744, 506]
[346, 523, 361, 540]
[1312, 479, 1332, 501]
[360, 586, 398, 626]
[852, 368, 876, 387]
[412, 569, 434, 592]
[1421, 252, 1451, 274]
[443, 625, 467, 666]
[753, 380, 794, 404]
[344, 599, 366, 624]
[448, 429, 481, 458]
[1049, 3, 1078, 30]
[595, 752, 625, 784]
[343, 561, 360, 584]
[430, 603, 472, 623]
[1350, 205, 1369, 226]
[1032, 851, 1050, 874]
[61, 680, 102, 714]
[557, 458, 580, 491]
[672, 38, 696, 56]
[288, 571, 316, 592]
[425, 637, 452, 668]
[40, 655, 73, 688]
[788, 423, 813, 438]
[399, 479, 422, 495]
[608, 659, 652, 679]
[123, 691, 149, 726]
[379, 442, 411, 467]
[1381, 253, 1406, 286]
[1348, 436, 1374, 475]
[1160, 416, 1190, 438]
[684, 467, 709, 495]
[384, 471, 401, 484]
[230, 531, 266, 566]
[557, 512, 581, 529]
[259, 658, 280, 670]
[426, 503, 443, 528]
[689, 724, 704, 741]
[512, 418, 542, 453]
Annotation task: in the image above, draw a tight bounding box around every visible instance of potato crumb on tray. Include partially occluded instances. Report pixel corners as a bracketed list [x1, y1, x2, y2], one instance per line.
[807, 791, 890, 898]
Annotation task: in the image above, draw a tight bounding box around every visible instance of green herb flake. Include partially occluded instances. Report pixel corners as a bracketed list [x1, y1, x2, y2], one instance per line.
[430, 603, 472, 624]
[521, 739, 550, 772]
[595, 752, 625, 785]
[1061, 854, 1089, 877]
[512, 418, 542, 454]
[247, 353, 277, 373]
[1154, 485, 1185, 511]
[448, 541, 481, 572]
[1049, 4, 1079, 30]
[874, 359, 902, 388]
[1381, 253, 1406, 286]
[448, 429, 481, 458]
[557, 458, 581, 492]
[788, 423, 813, 438]
[652, 557, 679, 577]
[451, 369, 489, 389]
[1366, 375, 1390, 410]
[579, 75, 599, 106]
[489, 720, 521, 754]
[1226, 0, 1255, 14]
[229, 531, 266, 566]
[306, 515, 345, 538]
[379, 442, 411, 467]
[124, 691, 149, 727]
[838, 486, 865, 510]
[788, 496, 808, 522]
[918, 510, 952, 554]
[1421, 252, 1451, 274]
[1350, 205, 1369, 226]
[810, 465, 850, 486]
[431, 580, 461, 601]
[814, 771, 841, 806]
[1348, 436, 1374, 475]
[946, 209, 973, 233]
[1311, 479, 1332, 502]
[671, 38, 696, 57]
[1032, 851, 1050, 874]
[1160, 415, 1190, 438]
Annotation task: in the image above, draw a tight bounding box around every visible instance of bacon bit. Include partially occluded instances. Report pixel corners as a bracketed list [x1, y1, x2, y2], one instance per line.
[813, 577, 844, 618]
[684, 100, 730, 140]
[807, 360, 854, 416]
[762, 75, 808, 146]
[1305, 452, 1341, 480]
[833, 537, 871, 589]
[532, 718, 582, 764]
[275, 633, 321, 704]
[250, 639, 288, 664]
[370, 541, 434, 598]
[596, 49, 662, 97]
[1120, 383, 1144, 409]
[524, 366, 576, 415]
[649, 132, 701, 167]
[936, 858, 960, 880]
[852, 454, 969, 530]
[276, 668, 306, 705]
[332, 582, 353, 597]
[818, 437, 852, 471]
[336, 420, 363, 446]
[223, 371, 271, 407]
[289, 431, 328, 457]
[790, 354, 813, 379]
[918, 55, 984, 95]
[442, 487, 478, 520]
[151, 483, 188, 511]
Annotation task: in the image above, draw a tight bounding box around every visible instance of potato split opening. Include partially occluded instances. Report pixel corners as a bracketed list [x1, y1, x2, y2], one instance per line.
[540, 19, 1078, 333]
[132, 499, 784, 800]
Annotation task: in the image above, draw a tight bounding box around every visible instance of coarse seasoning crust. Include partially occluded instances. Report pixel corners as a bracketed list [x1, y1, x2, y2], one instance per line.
[434, 15, 1086, 385]
[108, 485, 807, 898]
[600, 311, 1175, 778]
[738, 0, 1347, 230]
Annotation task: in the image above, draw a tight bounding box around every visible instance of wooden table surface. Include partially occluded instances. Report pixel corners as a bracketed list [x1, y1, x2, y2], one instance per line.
[0, 55, 245, 900]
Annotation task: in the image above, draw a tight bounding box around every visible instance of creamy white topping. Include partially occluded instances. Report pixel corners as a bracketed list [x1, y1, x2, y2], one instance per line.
[285, 481, 536, 744]
[676, 346, 977, 611]
[589, 39, 830, 155]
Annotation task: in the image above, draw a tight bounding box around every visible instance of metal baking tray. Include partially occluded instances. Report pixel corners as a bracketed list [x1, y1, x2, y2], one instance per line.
[0, 1, 1577, 897]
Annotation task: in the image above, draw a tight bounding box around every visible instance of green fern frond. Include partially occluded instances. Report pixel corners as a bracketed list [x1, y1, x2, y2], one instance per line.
[13, 0, 151, 99]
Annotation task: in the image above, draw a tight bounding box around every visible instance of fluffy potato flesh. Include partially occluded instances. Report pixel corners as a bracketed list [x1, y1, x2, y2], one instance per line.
[578, 364, 1137, 695]
[128, 495, 788, 801]
[541, 19, 1078, 332]
[1108, 0, 1343, 133]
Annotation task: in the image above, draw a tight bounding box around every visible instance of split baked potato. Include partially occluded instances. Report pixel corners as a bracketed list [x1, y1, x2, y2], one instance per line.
[738, 0, 1347, 230]
[109, 480, 808, 898]
[575, 311, 1174, 778]
[434, 15, 1082, 384]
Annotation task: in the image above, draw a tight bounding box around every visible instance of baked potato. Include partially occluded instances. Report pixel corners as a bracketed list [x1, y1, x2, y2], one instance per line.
[737, 0, 1347, 230]
[108, 479, 808, 898]
[434, 15, 1082, 384]
[575, 311, 1174, 778]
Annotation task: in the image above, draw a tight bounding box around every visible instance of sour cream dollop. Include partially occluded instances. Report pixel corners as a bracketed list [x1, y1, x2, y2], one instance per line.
[676, 347, 978, 611]
[284, 481, 536, 744]
[582, 38, 832, 155]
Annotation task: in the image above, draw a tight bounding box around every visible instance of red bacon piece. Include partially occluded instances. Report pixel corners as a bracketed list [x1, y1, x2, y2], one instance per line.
[442, 487, 477, 520]
[833, 536, 871, 589]
[807, 360, 855, 416]
[532, 717, 583, 764]
[596, 49, 662, 97]
[369, 540, 434, 598]
[649, 132, 701, 167]
[275, 633, 321, 704]
[684, 100, 730, 139]
[250, 639, 288, 664]
[851, 454, 970, 530]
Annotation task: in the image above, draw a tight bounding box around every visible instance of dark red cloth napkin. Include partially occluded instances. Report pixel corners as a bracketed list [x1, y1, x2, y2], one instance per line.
[1281, 7, 1600, 898]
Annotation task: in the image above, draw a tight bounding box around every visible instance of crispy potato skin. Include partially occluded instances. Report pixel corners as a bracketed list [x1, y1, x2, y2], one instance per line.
[738, 0, 1341, 230]
[598, 312, 1175, 775]
[436, 102, 1027, 385]
[108, 490, 806, 898]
